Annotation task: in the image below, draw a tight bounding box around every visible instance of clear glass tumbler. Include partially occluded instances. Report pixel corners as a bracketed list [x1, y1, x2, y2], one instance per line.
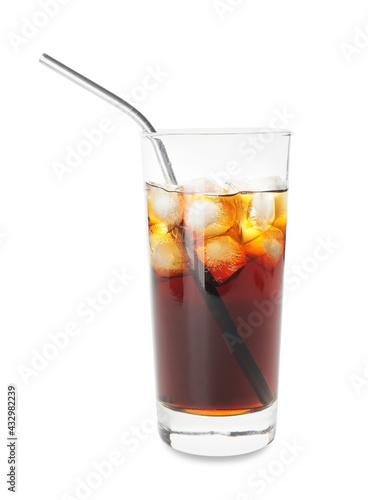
[141, 129, 292, 456]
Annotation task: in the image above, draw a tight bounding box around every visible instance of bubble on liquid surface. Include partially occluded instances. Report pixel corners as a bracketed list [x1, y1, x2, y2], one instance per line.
[230, 176, 287, 193]
[182, 178, 228, 195]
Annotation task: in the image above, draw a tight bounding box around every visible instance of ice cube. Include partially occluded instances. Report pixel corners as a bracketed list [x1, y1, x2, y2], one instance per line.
[272, 191, 288, 235]
[240, 226, 264, 244]
[229, 178, 284, 239]
[196, 231, 247, 285]
[147, 184, 184, 230]
[231, 192, 255, 243]
[149, 230, 188, 279]
[243, 227, 284, 272]
[249, 192, 275, 231]
[262, 235, 284, 259]
[184, 195, 236, 238]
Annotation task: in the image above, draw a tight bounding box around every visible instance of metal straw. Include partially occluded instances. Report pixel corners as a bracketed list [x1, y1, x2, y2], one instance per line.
[39, 54, 273, 406]
[39, 54, 177, 185]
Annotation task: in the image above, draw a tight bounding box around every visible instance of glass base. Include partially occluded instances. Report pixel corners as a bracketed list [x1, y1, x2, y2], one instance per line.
[157, 400, 277, 457]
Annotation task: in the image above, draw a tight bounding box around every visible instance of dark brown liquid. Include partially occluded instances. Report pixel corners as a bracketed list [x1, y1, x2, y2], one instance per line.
[151, 255, 284, 415]
[147, 184, 287, 416]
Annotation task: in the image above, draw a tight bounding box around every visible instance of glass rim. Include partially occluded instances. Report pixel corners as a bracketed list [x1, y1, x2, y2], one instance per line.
[141, 128, 293, 138]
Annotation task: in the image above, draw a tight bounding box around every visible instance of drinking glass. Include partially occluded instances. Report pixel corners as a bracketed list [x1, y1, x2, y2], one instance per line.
[141, 129, 292, 456]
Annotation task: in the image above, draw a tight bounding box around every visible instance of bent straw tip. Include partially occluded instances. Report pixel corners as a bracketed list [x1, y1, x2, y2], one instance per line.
[39, 53, 51, 65]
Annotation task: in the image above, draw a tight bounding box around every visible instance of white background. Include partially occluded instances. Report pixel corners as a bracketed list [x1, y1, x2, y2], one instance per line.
[1, 0, 368, 498]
